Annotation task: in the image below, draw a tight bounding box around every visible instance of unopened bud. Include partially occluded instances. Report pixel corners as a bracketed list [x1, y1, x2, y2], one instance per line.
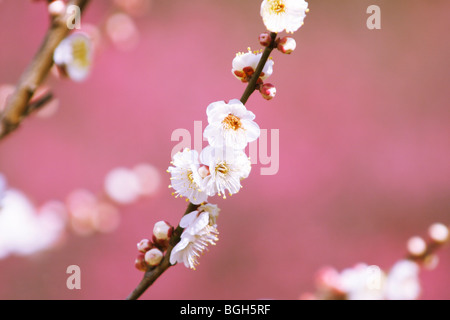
[145, 248, 163, 266]
[259, 32, 272, 47]
[134, 253, 148, 272]
[277, 36, 296, 54]
[428, 223, 449, 243]
[153, 221, 173, 241]
[407, 236, 427, 256]
[137, 238, 152, 253]
[259, 83, 276, 100]
[48, 0, 66, 16]
[198, 166, 210, 179]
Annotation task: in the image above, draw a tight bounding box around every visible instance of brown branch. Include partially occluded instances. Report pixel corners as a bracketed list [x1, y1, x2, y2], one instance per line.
[126, 32, 279, 300]
[0, 0, 90, 140]
[25, 91, 54, 116]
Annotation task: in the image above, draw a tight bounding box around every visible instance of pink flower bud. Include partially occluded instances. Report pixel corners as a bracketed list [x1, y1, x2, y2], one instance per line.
[134, 253, 148, 272]
[48, 0, 66, 16]
[407, 236, 427, 256]
[428, 223, 449, 243]
[198, 166, 210, 179]
[259, 83, 276, 100]
[259, 32, 272, 47]
[145, 248, 163, 266]
[277, 36, 296, 54]
[137, 238, 153, 253]
[153, 221, 173, 241]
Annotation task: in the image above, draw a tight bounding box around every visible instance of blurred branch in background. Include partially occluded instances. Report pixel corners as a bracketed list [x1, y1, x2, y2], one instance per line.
[0, 0, 90, 140]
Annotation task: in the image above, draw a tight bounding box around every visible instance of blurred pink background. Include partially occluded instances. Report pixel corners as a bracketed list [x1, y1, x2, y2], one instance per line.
[0, 0, 449, 299]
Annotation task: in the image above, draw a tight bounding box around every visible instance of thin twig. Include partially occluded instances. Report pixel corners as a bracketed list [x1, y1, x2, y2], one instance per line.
[240, 32, 277, 104]
[0, 0, 90, 140]
[126, 32, 278, 300]
[25, 92, 54, 116]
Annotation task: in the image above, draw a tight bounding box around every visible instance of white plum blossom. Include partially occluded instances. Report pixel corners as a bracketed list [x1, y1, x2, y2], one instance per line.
[384, 260, 421, 300]
[260, 0, 309, 33]
[232, 49, 274, 83]
[168, 148, 208, 205]
[53, 32, 93, 82]
[203, 99, 260, 150]
[339, 263, 386, 300]
[170, 206, 219, 270]
[200, 146, 251, 198]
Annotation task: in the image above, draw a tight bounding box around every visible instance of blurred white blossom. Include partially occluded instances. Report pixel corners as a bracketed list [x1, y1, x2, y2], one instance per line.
[385, 260, 421, 300]
[0, 189, 66, 259]
[54, 32, 93, 82]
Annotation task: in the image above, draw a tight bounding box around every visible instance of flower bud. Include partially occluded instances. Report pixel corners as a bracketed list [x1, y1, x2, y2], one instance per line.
[259, 32, 272, 47]
[48, 0, 66, 16]
[145, 248, 163, 266]
[259, 83, 276, 100]
[134, 253, 148, 272]
[428, 223, 449, 244]
[407, 236, 427, 256]
[277, 36, 296, 54]
[153, 221, 173, 241]
[198, 166, 210, 179]
[137, 238, 152, 253]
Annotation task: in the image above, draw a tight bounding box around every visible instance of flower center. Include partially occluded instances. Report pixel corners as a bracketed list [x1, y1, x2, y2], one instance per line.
[72, 39, 90, 68]
[222, 114, 242, 131]
[215, 162, 229, 175]
[269, 0, 286, 14]
[187, 170, 195, 185]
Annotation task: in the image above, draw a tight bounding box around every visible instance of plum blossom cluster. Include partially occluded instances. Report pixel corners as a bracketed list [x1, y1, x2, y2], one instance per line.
[159, 0, 311, 272]
[134, 204, 220, 271]
[168, 99, 259, 203]
[301, 223, 449, 300]
[165, 99, 259, 270]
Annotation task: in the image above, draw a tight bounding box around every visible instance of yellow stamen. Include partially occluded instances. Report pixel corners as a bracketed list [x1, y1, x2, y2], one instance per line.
[269, 0, 286, 14]
[222, 113, 242, 131]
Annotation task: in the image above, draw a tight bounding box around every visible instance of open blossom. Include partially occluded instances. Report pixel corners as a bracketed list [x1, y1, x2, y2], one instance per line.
[167, 148, 208, 205]
[53, 32, 93, 82]
[260, 0, 309, 33]
[204, 99, 260, 150]
[232, 49, 274, 83]
[384, 260, 421, 300]
[200, 146, 251, 198]
[170, 207, 219, 270]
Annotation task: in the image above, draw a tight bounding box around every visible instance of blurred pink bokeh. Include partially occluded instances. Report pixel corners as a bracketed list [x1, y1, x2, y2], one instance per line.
[0, 0, 449, 299]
